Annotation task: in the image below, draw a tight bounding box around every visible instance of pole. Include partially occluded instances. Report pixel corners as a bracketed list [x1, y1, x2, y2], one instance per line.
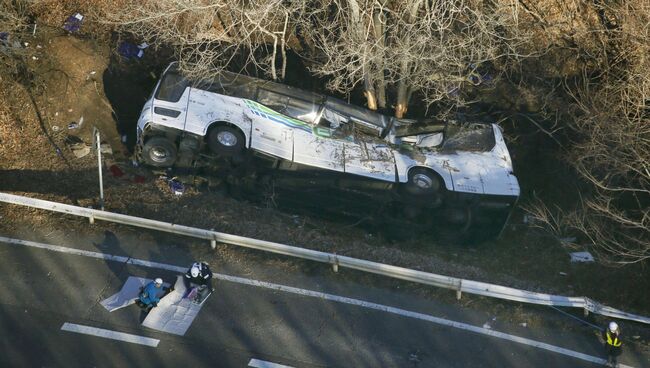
[94, 127, 104, 210]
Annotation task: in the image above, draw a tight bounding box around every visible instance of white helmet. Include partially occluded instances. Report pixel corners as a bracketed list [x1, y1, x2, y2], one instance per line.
[154, 278, 163, 286]
[191, 264, 200, 278]
[608, 321, 619, 333]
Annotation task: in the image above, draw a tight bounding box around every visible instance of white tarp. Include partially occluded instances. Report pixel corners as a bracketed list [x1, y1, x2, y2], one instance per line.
[101, 276, 169, 312]
[142, 275, 210, 336]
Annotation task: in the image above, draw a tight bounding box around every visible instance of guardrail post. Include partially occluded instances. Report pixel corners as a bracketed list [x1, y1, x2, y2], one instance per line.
[583, 308, 589, 317]
[332, 253, 339, 273]
[456, 280, 462, 300]
[210, 230, 217, 250]
[88, 215, 94, 224]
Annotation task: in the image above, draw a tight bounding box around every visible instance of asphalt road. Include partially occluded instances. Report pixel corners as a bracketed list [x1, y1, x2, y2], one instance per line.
[0, 231, 648, 367]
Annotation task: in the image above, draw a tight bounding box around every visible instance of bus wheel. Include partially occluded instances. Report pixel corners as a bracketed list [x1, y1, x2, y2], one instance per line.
[405, 168, 441, 196]
[142, 136, 177, 167]
[208, 126, 244, 156]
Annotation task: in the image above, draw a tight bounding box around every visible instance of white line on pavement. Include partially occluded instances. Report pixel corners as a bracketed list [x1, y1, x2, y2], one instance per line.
[248, 358, 295, 368]
[60, 322, 160, 347]
[0, 236, 632, 368]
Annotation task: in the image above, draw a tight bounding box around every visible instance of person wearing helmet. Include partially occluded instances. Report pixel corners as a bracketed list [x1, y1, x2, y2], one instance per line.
[183, 261, 214, 301]
[137, 278, 165, 312]
[602, 321, 622, 367]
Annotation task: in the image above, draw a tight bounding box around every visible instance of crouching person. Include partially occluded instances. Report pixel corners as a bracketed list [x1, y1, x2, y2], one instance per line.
[136, 278, 166, 312]
[183, 261, 213, 302]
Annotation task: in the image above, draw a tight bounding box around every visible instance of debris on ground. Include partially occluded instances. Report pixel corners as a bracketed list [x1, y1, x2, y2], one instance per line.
[169, 178, 185, 195]
[559, 237, 577, 244]
[482, 316, 497, 329]
[109, 164, 124, 178]
[117, 41, 149, 59]
[63, 13, 84, 33]
[522, 214, 535, 225]
[570, 251, 595, 263]
[65, 135, 90, 158]
[100, 143, 113, 155]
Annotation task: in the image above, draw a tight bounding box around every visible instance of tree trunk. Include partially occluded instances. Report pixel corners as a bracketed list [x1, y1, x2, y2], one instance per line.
[372, 8, 386, 109]
[395, 0, 424, 118]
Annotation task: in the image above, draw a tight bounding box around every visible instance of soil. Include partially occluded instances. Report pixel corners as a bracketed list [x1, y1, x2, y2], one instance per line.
[1, 30, 649, 341]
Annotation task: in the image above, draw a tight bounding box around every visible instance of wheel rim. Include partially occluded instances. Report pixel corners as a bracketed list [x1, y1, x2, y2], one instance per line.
[150, 147, 169, 162]
[217, 131, 238, 147]
[412, 173, 433, 189]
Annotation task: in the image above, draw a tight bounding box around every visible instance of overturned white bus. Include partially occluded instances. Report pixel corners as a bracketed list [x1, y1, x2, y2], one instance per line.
[135, 63, 520, 241]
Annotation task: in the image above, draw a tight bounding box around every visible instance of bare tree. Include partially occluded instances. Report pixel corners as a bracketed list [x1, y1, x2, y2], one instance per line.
[520, 0, 650, 264]
[299, 0, 536, 117]
[95, 0, 304, 80]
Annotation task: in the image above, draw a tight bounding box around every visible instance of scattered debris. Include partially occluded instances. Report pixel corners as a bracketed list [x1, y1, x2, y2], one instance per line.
[482, 316, 497, 329]
[520, 322, 527, 327]
[522, 214, 535, 225]
[169, 178, 185, 195]
[570, 251, 595, 263]
[51, 125, 59, 132]
[408, 352, 421, 364]
[65, 135, 90, 158]
[100, 143, 113, 155]
[117, 41, 148, 59]
[121, 134, 128, 143]
[67, 122, 79, 129]
[63, 13, 84, 33]
[109, 164, 124, 178]
[71, 146, 90, 158]
[559, 272, 567, 276]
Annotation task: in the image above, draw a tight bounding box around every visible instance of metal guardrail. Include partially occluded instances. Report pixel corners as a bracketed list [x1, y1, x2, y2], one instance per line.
[0, 192, 648, 325]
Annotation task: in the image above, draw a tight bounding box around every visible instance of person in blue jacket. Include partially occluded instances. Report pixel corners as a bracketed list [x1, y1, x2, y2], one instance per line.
[137, 278, 165, 312]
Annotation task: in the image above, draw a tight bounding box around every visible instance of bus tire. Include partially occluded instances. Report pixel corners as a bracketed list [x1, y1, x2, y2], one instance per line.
[142, 136, 177, 167]
[208, 125, 245, 156]
[405, 167, 441, 196]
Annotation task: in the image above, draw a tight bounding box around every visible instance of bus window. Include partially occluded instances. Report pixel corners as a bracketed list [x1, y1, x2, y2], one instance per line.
[155, 72, 189, 102]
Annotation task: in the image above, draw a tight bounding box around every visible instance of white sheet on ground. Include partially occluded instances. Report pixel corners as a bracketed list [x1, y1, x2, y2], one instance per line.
[142, 275, 210, 336]
[101, 276, 170, 312]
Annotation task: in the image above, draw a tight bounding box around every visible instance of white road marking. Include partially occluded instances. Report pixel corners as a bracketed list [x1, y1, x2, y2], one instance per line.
[0, 236, 633, 368]
[60, 322, 160, 347]
[248, 358, 295, 368]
